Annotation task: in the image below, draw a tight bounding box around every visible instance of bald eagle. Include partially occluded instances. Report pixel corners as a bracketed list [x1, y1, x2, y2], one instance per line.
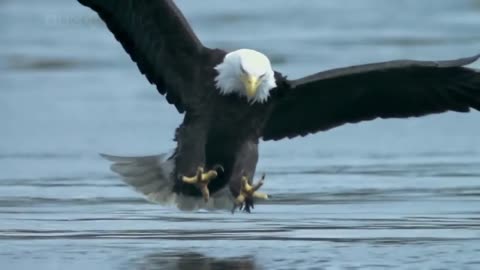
[79, 0, 480, 212]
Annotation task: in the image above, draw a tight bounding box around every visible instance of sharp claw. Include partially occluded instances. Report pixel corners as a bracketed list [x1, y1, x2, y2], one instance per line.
[181, 166, 220, 202]
[234, 174, 268, 213]
[213, 164, 224, 173]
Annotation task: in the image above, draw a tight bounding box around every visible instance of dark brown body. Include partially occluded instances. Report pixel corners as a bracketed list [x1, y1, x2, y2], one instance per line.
[172, 51, 273, 202]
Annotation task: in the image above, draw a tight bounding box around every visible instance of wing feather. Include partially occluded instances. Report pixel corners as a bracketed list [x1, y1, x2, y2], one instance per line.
[263, 55, 480, 140]
[78, 0, 210, 112]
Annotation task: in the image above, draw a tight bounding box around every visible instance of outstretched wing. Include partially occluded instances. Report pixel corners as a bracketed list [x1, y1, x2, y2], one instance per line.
[263, 54, 480, 140]
[78, 0, 211, 113]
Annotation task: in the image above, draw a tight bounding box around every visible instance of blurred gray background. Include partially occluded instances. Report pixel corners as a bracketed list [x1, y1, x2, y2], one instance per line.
[1, 0, 480, 269]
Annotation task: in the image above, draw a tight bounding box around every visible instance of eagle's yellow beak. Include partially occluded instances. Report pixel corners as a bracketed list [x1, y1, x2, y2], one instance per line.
[242, 74, 260, 99]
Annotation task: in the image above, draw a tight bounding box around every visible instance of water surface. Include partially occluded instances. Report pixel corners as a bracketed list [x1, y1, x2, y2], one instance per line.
[2, 0, 480, 269]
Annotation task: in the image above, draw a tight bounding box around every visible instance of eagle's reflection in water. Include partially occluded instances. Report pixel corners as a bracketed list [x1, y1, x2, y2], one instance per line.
[134, 252, 260, 270]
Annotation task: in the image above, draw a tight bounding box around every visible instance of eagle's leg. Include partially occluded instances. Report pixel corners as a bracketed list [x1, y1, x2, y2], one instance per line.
[232, 174, 269, 213]
[182, 166, 219, 202]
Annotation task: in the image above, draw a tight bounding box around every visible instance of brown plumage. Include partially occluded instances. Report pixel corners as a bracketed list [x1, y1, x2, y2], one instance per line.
[80, 0, 480, 212]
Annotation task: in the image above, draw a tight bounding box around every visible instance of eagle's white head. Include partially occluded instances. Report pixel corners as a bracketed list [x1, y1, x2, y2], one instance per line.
[214, 49, 276, 104]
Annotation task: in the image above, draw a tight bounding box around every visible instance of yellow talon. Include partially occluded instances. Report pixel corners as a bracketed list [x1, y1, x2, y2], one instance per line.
[182, 167, 218, 202]
[233, 174, 268, 212]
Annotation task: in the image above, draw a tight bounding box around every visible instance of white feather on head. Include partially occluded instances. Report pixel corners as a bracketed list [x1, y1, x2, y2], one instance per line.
[214, 49, 276, 103]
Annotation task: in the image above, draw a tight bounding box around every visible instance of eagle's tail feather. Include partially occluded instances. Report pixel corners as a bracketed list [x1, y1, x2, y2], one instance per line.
[100, 153, 233, 211]
[100, 153, 177, 205]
